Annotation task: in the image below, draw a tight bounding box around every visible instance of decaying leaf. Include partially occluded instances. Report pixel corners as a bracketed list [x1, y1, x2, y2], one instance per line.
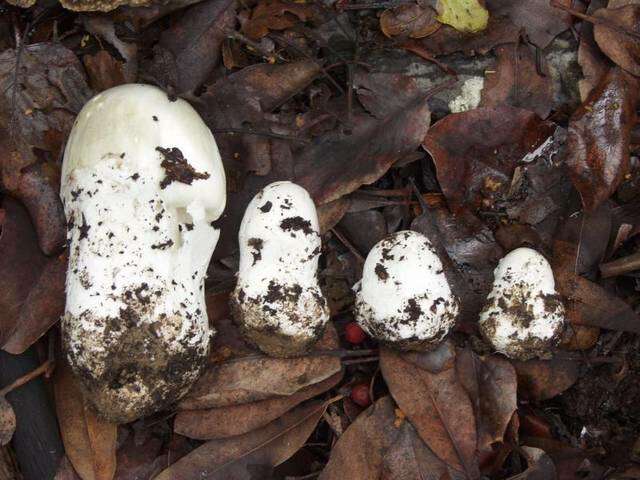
[54, 359, 117, 480]
[436, 0, 489, 33]
[512, 358, 579, 401]
[0, 43, 91, 255]
[456, 349, 517, 453]
[380, 3, 441, 39]
[380, 342, 480, 477]
[0, 396, 15, 446]
[295, 94, 431, 205]
[565, 67, 638, 211]
[422, 105, 555, 213]
[511, 446, 557, 479]
[83, 51, 127, 92]
[0, 199, 66, 354]
[156, 399, 328, 480]
[175, 370, 343, 440]
[179, 317, 342, 409]
[320, 396, 458, 480]
[481, 43, 554, 119]
[593, 5, 640, 77]
[242, 0, 315, 40]
[148, 0, 237, 93]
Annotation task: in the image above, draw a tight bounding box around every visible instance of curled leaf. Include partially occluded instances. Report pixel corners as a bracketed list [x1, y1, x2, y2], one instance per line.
[380, 3, 441, 39]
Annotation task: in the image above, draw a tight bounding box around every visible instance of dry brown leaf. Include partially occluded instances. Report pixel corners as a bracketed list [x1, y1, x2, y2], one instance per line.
[156, 399, 328, 480]
[456, 349, 517, 453]
[593, 5, 640, 77]
[149, 0, 236, 93]
[380, 3, 441, 39]
[180, 318, 341, 409]
[243, 0, 315, 40]
[511, 446, 557, 479]
[320, 396, 458, 480]
[481, 43, 554, 119]
[512, 358, 579, 401]
[422, 105, 555, 213]
[565, 67, 638, 212]
[54, 359, 117, 480]
[0, 43, 91, 255]
[83, 51, 127, 92]
[0, 397, 15, 446]
[380, 342, 480, 477]
[295, 94, 431, 205]
[175, 370, 343, 439]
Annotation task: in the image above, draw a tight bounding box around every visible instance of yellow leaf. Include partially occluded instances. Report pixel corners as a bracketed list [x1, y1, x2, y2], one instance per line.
[436, 0, 489, 33]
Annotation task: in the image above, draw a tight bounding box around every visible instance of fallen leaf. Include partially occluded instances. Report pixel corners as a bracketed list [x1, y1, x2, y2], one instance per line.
[83, 51, 127, 92]
[0, 396, 15, 446]
[338, 210, 388, 255]
[486, 0, 572, 48]
[380, 3, 441, 39]
[175, 370, 343, 439]
[354, 70, 422, 119]
[456, 349, 518, 453]
[481, 42, 554, 119]
[54, 359, 117, 480]
[0, 43, 91, 255]
[317, 197, 351, 234]
[565, 67, 638, 211]
[179, 318, 342, 409]
[319, 396, 457, 480]
[113, 428, 164, 480]
[511, 358, 579, 401]
[436, 0, 489, 33]
[295, 94, 431, 205]
[243, 0, 315, 40]
[577, 0, 611, 101]
[148, 0, 236, 93]
[55, 456, 83, 480]
[593, 5, 640, 77]
[422, 105, 555, 213]
[380, 342, 480, 477]
[510, 446, 557, 479]
[155, 399, 328, 480]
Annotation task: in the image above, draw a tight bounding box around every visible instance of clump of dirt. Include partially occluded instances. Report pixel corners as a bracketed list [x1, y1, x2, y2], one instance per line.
[156, 146, 210, 189]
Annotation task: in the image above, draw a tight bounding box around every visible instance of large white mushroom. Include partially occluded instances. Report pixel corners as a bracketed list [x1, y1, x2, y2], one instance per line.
[354, 230, 459, 350]
[230, 181, 329, 357]
[478, 247, 565, 360]
[61, 84, 226, 422]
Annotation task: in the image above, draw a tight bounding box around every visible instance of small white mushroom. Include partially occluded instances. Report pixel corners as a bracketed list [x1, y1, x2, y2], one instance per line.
[354, 231, 459, 350]
[61, 84, 226, 422]
[478, 247, 565, 360]
[230, 181, 329, 357]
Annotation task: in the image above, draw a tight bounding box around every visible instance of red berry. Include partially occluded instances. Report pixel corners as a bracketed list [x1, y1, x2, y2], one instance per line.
[350, 383, 371, 407]
[345, 322, 367, 344]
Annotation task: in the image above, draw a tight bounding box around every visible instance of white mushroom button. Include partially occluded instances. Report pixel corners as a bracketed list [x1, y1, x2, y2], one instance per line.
[478, 247, 565, 360]
[61, 84, 226, 422]
[354, 231, 459, 350]
[230, 181, 329, 357]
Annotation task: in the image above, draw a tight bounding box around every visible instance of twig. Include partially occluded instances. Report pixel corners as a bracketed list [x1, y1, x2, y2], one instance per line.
[600, 251, 640, 278]
[340, 0, 413, 10]
[341, 356, 379, 365]
[0, 360, 54, 397]
[550, 0, 640, 41]
[209, 128, 310, 144]
[330, 227, 366, 264]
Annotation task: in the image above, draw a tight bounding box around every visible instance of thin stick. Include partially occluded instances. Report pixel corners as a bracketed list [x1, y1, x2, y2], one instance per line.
[0, 360, 54, 397]
[209, 128, 310, 144]
[550, 1, 640, 41]
[341, 356, 379, 365]
[600, 252, 640, 278]
[341, 0, 413, 10]
[330, 227, 366, 264]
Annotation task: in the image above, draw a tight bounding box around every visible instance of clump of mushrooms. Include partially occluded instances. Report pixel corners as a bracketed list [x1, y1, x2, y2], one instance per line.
[61, 84, 226, 422]
[479, 247, 565, 360]
[354, 230, 460, 350]
[230, 181, 329, 357]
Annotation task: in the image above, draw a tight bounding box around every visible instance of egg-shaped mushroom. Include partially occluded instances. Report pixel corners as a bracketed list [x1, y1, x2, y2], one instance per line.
[61, 84, 226, 422]
[354, 230, 459, 350]
[230, 181, 329, 357]
[478, 247, 565, 360]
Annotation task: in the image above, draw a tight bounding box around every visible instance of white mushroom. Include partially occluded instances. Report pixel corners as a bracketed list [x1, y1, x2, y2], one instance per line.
[61, 84, 226, 422]
[478, 247, 565, 360]
[230, 181, 329, 357]
[354, 231, 459, 350]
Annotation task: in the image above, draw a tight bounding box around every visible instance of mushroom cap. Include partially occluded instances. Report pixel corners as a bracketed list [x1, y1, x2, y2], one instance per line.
[478, 247, 565, 360]
[61, 84, 225, 422]
[354, 230, 459, 350]
[231, 181, 329, 357]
